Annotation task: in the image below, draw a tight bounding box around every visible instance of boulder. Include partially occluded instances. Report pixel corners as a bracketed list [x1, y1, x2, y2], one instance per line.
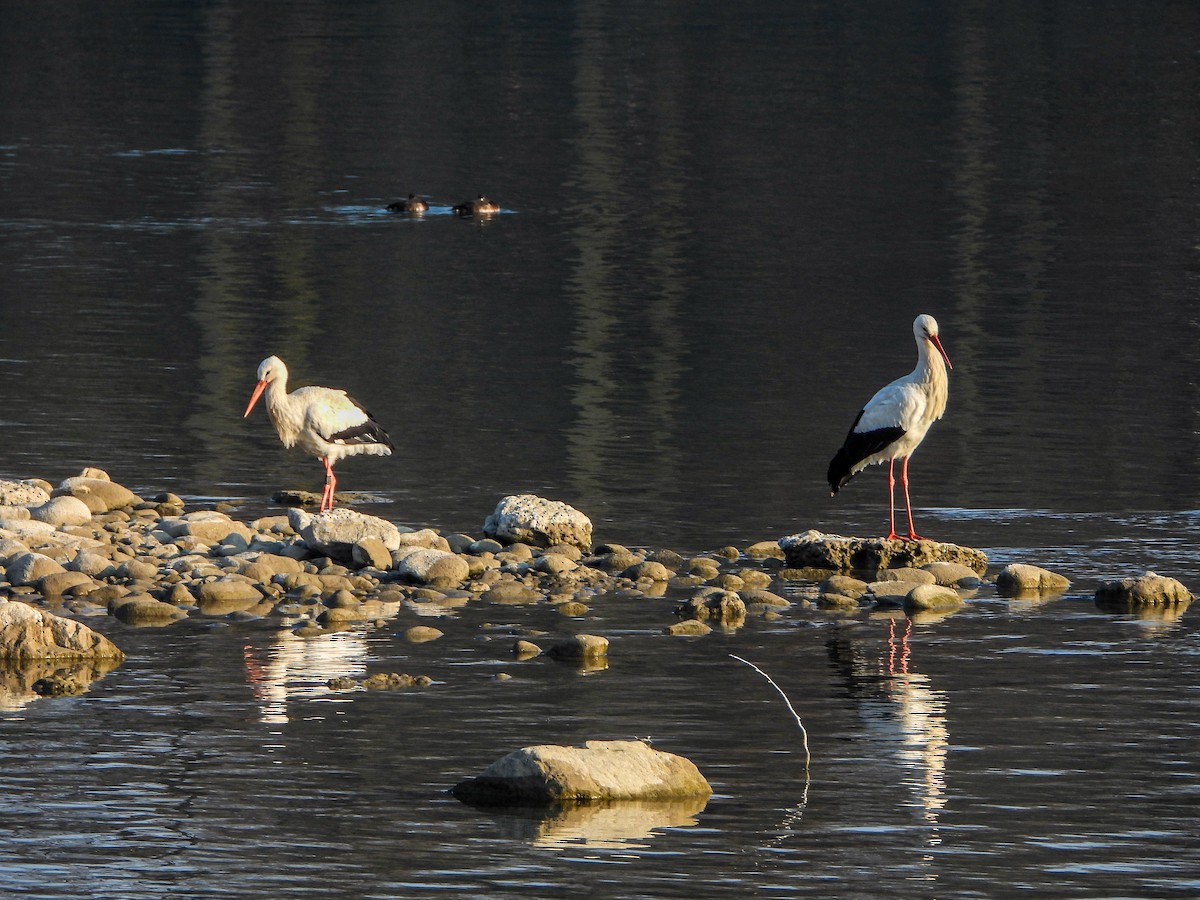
[194, 579, 265, 615]
[38, 571, 95, 600]
[352, 538, 393, 570]
[404, 625, 443, 643]
[545, 634, 609, 661]
[0, 480, 51, 507]
[452, 739, 712, 805]
[623, 561, 672, 582]
[922, 561, 983, 588]
[995, 563, 1070, 596]
[54, 475, 139, 512]
[481, 582, 544, 605]
[7, 552, 66, 587]
[395, 529, 452, 552]
[393, 547, 470, 585]
[677, 589, 746, 625]
[28, 496, 93, 527]
[778, 530, 988, 575]
[109, 595, 187, 626]
[483, 494, 592, 552]
[1094, 572, 1193, 611]
[0, 599, 125, 661]
[903, 584, 965, 613]
[289, 507, 401, 563]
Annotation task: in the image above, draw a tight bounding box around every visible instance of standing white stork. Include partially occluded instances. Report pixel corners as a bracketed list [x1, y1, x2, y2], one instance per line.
[243, 356, 393, 512]
[827, 314, 952, 541]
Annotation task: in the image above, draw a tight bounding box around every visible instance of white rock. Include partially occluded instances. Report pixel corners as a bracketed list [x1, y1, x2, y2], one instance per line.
[289, 507, 402, 562]
[29, 496, 93, 527]
[393, 547, 470, 584]
[0, 480, 51, 507]
[483, 494, 592, 551]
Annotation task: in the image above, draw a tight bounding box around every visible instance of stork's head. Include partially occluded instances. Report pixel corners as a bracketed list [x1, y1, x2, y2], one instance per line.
[914, 314, 952, 370]
[244, 356, 288, 417]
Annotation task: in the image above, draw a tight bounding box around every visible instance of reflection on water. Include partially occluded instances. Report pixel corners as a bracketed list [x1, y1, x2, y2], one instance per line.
[833, 617, 949, 850]
[242, 628, 367, 725]
[477, 796, 708, 851]
[0, 657, 122, 712]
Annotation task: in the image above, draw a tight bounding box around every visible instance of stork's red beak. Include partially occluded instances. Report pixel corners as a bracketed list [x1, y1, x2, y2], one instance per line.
[244, 380, 267, 417]
[931, 334, 952, 370]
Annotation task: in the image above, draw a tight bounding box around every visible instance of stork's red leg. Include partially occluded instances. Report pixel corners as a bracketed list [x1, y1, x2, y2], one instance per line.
[320, 457, 337, 512]
[901, 456, 925, 541]
[885, 458, 900, 540]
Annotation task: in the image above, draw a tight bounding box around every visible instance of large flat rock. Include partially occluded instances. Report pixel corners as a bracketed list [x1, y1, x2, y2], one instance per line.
[452, 739, 712, 806]
[779, 530, 988, 575]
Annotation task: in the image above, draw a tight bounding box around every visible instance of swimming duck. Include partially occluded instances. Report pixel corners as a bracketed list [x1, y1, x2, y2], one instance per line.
[452, 195, 500, 216]
[386, 194, 428, 214]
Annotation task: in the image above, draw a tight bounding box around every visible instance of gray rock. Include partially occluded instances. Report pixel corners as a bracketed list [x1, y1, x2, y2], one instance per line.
[739, 588, 790, 607]
[623, 561, 672, 582]
[535, 553, 578, 575]
[1094, 572, 1193, 610]
[7, 552, 66, 587]
[665, 620, 713, 636]
[0, 599, 125, 661]
[481, 582, 543, 605]
[404, 625, 443, 643]
[394, 547, 470, 584]
[875, 566, 937, 585]
[28, 496, 93, 527]
[483, 494, 592, 552]
[996, 563, 1070, 596]
[745, 540, 786, 560]
[54, 475, 139, 512]
[903, 584, 965, 613]
[38, 571, 95, 599]
[677, 589, 746, 625]
[290, 507, 402, 563]
[66, 550, 117, 579]
[110, 595, 187, 626]
[352, 538, 392, 570]
[778, 530, 988, 575]
[395, 529, 452, 552]
[922, 561, 984, 588]
[819, 574, 868, 598]
[452, 739, 712, 805]
[513, 639, 542, 659]
[545, 634, 609, 661]
[194, 578, 264, 615]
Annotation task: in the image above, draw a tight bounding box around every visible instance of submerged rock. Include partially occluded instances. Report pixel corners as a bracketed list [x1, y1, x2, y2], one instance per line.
[483, 494, 592, 552]
[903, 583, 965, 614]
[452, 739, 712, 805]
[544, 634, 609, 661]
[778, 530, 988, 575]
[1094, 572, 1193, 611]
[996, 563, 1070, 596]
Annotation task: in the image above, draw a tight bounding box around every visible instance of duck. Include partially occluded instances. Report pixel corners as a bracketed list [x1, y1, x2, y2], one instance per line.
[386, 194, 428, 214]
[452, 194, 500, 216]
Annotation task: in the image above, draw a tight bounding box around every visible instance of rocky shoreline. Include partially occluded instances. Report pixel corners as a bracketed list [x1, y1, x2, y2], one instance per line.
[0, 469, 1193, 704]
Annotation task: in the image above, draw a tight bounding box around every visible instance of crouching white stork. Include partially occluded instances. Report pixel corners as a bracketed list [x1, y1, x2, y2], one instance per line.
[827, 314, 952, 541]
[243, 356, 393, 512]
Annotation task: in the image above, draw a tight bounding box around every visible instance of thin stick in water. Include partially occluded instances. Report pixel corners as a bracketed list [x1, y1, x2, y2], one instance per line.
[731, 654, 810, 767]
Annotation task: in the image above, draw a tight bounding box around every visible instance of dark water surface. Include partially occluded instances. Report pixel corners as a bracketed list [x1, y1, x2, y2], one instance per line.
[2, 2, 1200, 896]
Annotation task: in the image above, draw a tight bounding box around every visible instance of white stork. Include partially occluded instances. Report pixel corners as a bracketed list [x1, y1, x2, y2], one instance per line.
[243, 356, 393, 512]
[827, 314, 952, 541]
